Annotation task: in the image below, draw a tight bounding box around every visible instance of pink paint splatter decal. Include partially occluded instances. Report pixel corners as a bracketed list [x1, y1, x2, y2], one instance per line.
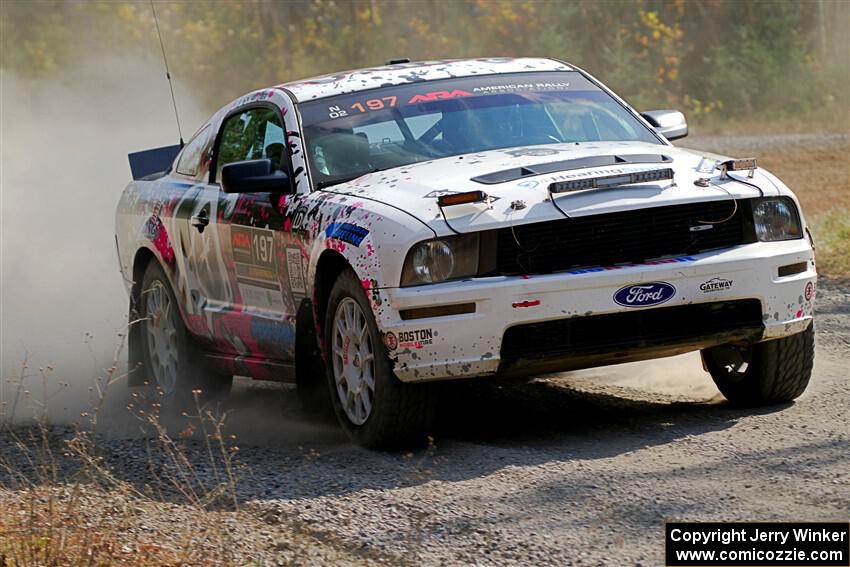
[145, 215, 174, 264]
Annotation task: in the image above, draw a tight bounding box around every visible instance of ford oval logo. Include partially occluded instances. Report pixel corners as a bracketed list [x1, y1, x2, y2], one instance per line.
[613, 282, 676, 307]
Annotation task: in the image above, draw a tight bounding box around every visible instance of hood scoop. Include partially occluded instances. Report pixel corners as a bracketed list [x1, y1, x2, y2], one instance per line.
[471, 153, 672, 185]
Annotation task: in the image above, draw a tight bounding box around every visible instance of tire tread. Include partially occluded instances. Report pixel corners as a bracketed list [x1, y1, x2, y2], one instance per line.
[706, 325, 814, 406]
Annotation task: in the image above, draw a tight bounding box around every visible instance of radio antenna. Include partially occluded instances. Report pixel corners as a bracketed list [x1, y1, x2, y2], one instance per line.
[150, 0, 184, 146]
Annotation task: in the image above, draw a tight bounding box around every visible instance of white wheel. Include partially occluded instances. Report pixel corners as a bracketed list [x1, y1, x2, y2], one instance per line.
[331, 297, 376, 425]
[144, 280, 180, 395]
[323, 269, 437, 449]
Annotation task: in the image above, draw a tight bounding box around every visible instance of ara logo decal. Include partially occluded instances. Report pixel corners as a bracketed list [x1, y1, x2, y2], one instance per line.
[613, 282, 676, 307]
[700, 277, 733, 293]
[408, 90, 473, 104]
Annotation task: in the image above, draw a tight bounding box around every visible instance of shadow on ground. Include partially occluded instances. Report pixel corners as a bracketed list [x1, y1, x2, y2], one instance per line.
[0, 364, 800, 506]
[184, 373, 791, 501]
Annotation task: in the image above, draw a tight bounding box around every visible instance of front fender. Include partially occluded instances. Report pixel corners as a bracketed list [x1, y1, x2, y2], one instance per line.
[294, 191, 434, 327]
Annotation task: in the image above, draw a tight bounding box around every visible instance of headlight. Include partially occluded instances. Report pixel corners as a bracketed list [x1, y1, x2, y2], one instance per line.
[401, 234, 479, 286]
[752, 198, 802, 241]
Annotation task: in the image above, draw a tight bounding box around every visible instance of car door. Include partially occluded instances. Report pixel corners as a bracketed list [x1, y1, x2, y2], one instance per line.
[157, 123, 220, 339]
[195, 104, 299, 364]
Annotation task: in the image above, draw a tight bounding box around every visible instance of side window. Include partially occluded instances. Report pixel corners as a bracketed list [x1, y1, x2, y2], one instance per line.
[215, 107, 285, 181]
[175, 125, 210, 176]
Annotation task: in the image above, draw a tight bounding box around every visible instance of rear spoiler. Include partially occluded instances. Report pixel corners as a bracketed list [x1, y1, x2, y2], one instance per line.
[128, 144, 182, 180]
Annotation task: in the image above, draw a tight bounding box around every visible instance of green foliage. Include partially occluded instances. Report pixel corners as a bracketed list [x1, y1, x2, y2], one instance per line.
[1, 0, 847, 128]
[698, 2, 817, 116]
[0, 1, 75, 75]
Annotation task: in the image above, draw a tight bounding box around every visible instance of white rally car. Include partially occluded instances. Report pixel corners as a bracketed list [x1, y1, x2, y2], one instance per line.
[116, 57, 816, 448]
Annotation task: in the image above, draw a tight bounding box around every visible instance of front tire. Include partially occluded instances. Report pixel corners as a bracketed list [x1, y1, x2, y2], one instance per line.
[702, 324, 814, 406]
[324, 269, 436, 449]
[139, 261, 232, 413]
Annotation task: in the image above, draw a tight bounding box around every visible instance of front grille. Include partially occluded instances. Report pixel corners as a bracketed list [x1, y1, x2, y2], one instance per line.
[501, 299, 764, 362]
[495, 199, 751, 275]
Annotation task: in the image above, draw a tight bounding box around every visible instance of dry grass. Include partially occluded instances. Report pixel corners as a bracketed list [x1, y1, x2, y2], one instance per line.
[0, 486, 194, 566]
[810, 208, 850, 276]
[771, 140, 848, 276]
[754, 142, 849, 220]
[0, 324, 249, 566]
[0, 326, 385, 566]
[691, 113, 850, 137]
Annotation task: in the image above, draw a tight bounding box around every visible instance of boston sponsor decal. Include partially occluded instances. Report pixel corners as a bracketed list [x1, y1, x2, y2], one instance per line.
[700, 277, 733, 293]
[389, 328, 434, 350]
[613, 282, 676, 307]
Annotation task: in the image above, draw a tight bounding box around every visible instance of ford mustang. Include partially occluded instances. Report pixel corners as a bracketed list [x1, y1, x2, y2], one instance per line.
[116, 57, 816, 448]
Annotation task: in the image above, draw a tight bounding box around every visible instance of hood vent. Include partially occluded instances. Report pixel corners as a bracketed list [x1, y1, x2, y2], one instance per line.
[471, 154, 672, 185]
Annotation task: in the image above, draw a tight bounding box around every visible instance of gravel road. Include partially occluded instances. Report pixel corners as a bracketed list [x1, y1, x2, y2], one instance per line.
[4, 279, 845, 565]
[235, 280, 848, 566]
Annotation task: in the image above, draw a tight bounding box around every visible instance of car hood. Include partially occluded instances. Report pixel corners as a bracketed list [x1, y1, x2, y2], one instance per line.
[326, 141, 781, 235]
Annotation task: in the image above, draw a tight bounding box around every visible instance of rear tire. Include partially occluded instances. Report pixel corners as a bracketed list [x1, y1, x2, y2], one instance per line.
[139, 261, 232, 413]
[702, 324, 814, 406]
[324, 269, 437, 449]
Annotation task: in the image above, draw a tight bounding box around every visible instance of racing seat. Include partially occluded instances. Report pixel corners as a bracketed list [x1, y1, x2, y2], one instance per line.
[318, 132, 372, 176]
[435, 112, 478, 154]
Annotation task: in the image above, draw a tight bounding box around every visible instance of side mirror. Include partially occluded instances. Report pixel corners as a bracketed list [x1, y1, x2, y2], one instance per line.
[641, 110, 688, 141]
[220, 159, 292, 193]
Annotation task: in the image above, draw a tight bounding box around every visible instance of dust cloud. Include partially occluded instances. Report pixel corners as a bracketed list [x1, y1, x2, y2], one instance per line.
[0, 56, 206, 422]
[566, 352, 719, 401]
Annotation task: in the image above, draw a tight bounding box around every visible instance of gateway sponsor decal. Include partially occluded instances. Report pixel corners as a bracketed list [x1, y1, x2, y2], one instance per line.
[700, 277, 733, 293]
[614, 282, 676, 307]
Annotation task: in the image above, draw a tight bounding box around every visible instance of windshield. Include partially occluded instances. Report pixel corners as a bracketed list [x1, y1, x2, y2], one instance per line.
[297, 71, 662, 188]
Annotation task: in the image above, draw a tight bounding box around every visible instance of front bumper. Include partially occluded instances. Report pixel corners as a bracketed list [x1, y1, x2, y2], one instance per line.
[379, 240, 816, 382]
